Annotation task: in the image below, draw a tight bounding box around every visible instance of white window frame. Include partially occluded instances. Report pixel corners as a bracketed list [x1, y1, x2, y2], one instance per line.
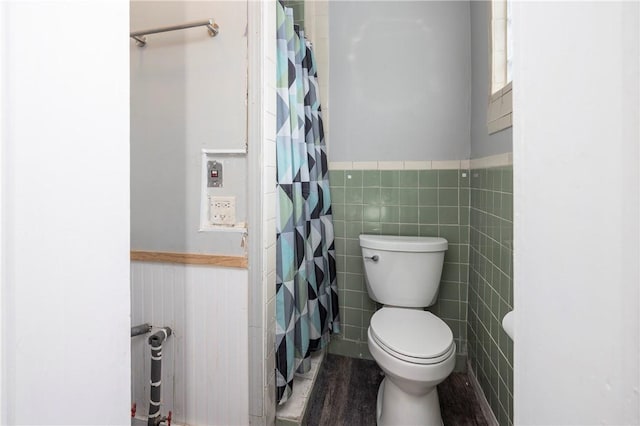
[488, 0, 513, 134]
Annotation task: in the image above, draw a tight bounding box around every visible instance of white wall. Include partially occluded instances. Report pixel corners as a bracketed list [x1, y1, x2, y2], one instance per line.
[129, 3, 254, 425]
[0, 2, 6, 422]
[328, 1, 471, 162]
[130, 0, 248, 255]
[1, 1, 130, 424]
[513, 2, 639, 424]
[131, 262, 248, 425]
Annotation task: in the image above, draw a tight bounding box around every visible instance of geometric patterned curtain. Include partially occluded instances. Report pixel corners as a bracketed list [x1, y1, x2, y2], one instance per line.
[275, 1, 340, 405]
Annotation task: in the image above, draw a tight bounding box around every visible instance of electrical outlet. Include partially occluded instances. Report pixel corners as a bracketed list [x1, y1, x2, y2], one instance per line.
[209, 196, 236, 226]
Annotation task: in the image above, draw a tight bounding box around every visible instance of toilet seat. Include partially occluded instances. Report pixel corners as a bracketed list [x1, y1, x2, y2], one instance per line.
[369, 308, 454, 365]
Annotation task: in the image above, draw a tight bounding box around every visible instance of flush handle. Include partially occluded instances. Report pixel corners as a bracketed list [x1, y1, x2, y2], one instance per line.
[364, 255, 379, 262]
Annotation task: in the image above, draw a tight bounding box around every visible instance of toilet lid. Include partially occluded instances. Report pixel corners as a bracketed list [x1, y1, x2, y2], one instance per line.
[370, 308, 454, 364]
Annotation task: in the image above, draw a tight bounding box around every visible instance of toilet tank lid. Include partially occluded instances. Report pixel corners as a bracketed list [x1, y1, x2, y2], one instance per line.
[359, 234, 448, 252]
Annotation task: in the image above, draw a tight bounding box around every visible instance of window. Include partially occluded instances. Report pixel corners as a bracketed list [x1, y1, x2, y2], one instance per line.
[488, 0, 513, 134]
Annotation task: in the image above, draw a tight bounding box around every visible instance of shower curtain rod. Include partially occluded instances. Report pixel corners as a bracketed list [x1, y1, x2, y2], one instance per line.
[130, 19, 219, 47]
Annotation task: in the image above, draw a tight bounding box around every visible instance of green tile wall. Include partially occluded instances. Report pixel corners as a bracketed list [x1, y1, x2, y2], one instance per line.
[328, 168, 470, 368]
[468, 166, 514, 426]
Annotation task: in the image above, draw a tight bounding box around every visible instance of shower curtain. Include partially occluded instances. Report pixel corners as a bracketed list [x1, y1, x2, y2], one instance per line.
[275, 1, 340, 405]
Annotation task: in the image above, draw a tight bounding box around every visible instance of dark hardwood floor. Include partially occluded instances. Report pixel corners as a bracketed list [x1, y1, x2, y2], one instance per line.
[438, 372, 490, 426]
[306, 353, 488, 426]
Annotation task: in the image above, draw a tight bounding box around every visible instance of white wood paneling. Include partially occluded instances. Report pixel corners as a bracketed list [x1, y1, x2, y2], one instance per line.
[131, 262, 249, 425]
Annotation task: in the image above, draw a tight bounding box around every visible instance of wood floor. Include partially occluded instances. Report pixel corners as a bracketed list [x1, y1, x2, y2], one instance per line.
[306, 354, 489, 426]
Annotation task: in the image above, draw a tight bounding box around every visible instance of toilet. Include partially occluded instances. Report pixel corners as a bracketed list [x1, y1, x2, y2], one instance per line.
[359, 234, 455, 426]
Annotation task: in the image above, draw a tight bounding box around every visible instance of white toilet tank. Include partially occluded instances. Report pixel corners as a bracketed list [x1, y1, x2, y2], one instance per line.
[359, 234, 448, 308]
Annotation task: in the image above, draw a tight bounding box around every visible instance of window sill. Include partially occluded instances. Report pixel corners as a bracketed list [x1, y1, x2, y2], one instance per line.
[488, 81, 513, 134]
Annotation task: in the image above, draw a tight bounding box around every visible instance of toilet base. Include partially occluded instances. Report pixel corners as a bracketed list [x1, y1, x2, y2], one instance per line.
[376, 377, 443, 426]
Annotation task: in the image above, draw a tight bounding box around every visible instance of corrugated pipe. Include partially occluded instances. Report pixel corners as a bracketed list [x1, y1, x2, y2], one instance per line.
[147, 327, 172, 426]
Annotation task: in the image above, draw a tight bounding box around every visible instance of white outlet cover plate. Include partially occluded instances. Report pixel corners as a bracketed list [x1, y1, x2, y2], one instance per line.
[209, 196, 236, 225]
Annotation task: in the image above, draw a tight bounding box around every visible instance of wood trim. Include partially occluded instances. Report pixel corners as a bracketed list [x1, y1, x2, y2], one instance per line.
[131, 251, 248, 269]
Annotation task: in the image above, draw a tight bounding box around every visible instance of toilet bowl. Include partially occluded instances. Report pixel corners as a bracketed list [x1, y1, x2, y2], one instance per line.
[368, 307, 455, 425]
[359, 234, 454, 425]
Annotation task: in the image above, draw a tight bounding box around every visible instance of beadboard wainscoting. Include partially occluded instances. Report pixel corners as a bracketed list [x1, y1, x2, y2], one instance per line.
[131, 261, 249, 426]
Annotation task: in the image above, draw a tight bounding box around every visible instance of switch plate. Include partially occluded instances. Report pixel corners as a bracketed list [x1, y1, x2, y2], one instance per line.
[207, 160, 223, 187]
[209, 196, 236, 226]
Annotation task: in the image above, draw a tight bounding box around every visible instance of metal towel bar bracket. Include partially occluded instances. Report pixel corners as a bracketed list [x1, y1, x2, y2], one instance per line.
[130, 19, 219, 47]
